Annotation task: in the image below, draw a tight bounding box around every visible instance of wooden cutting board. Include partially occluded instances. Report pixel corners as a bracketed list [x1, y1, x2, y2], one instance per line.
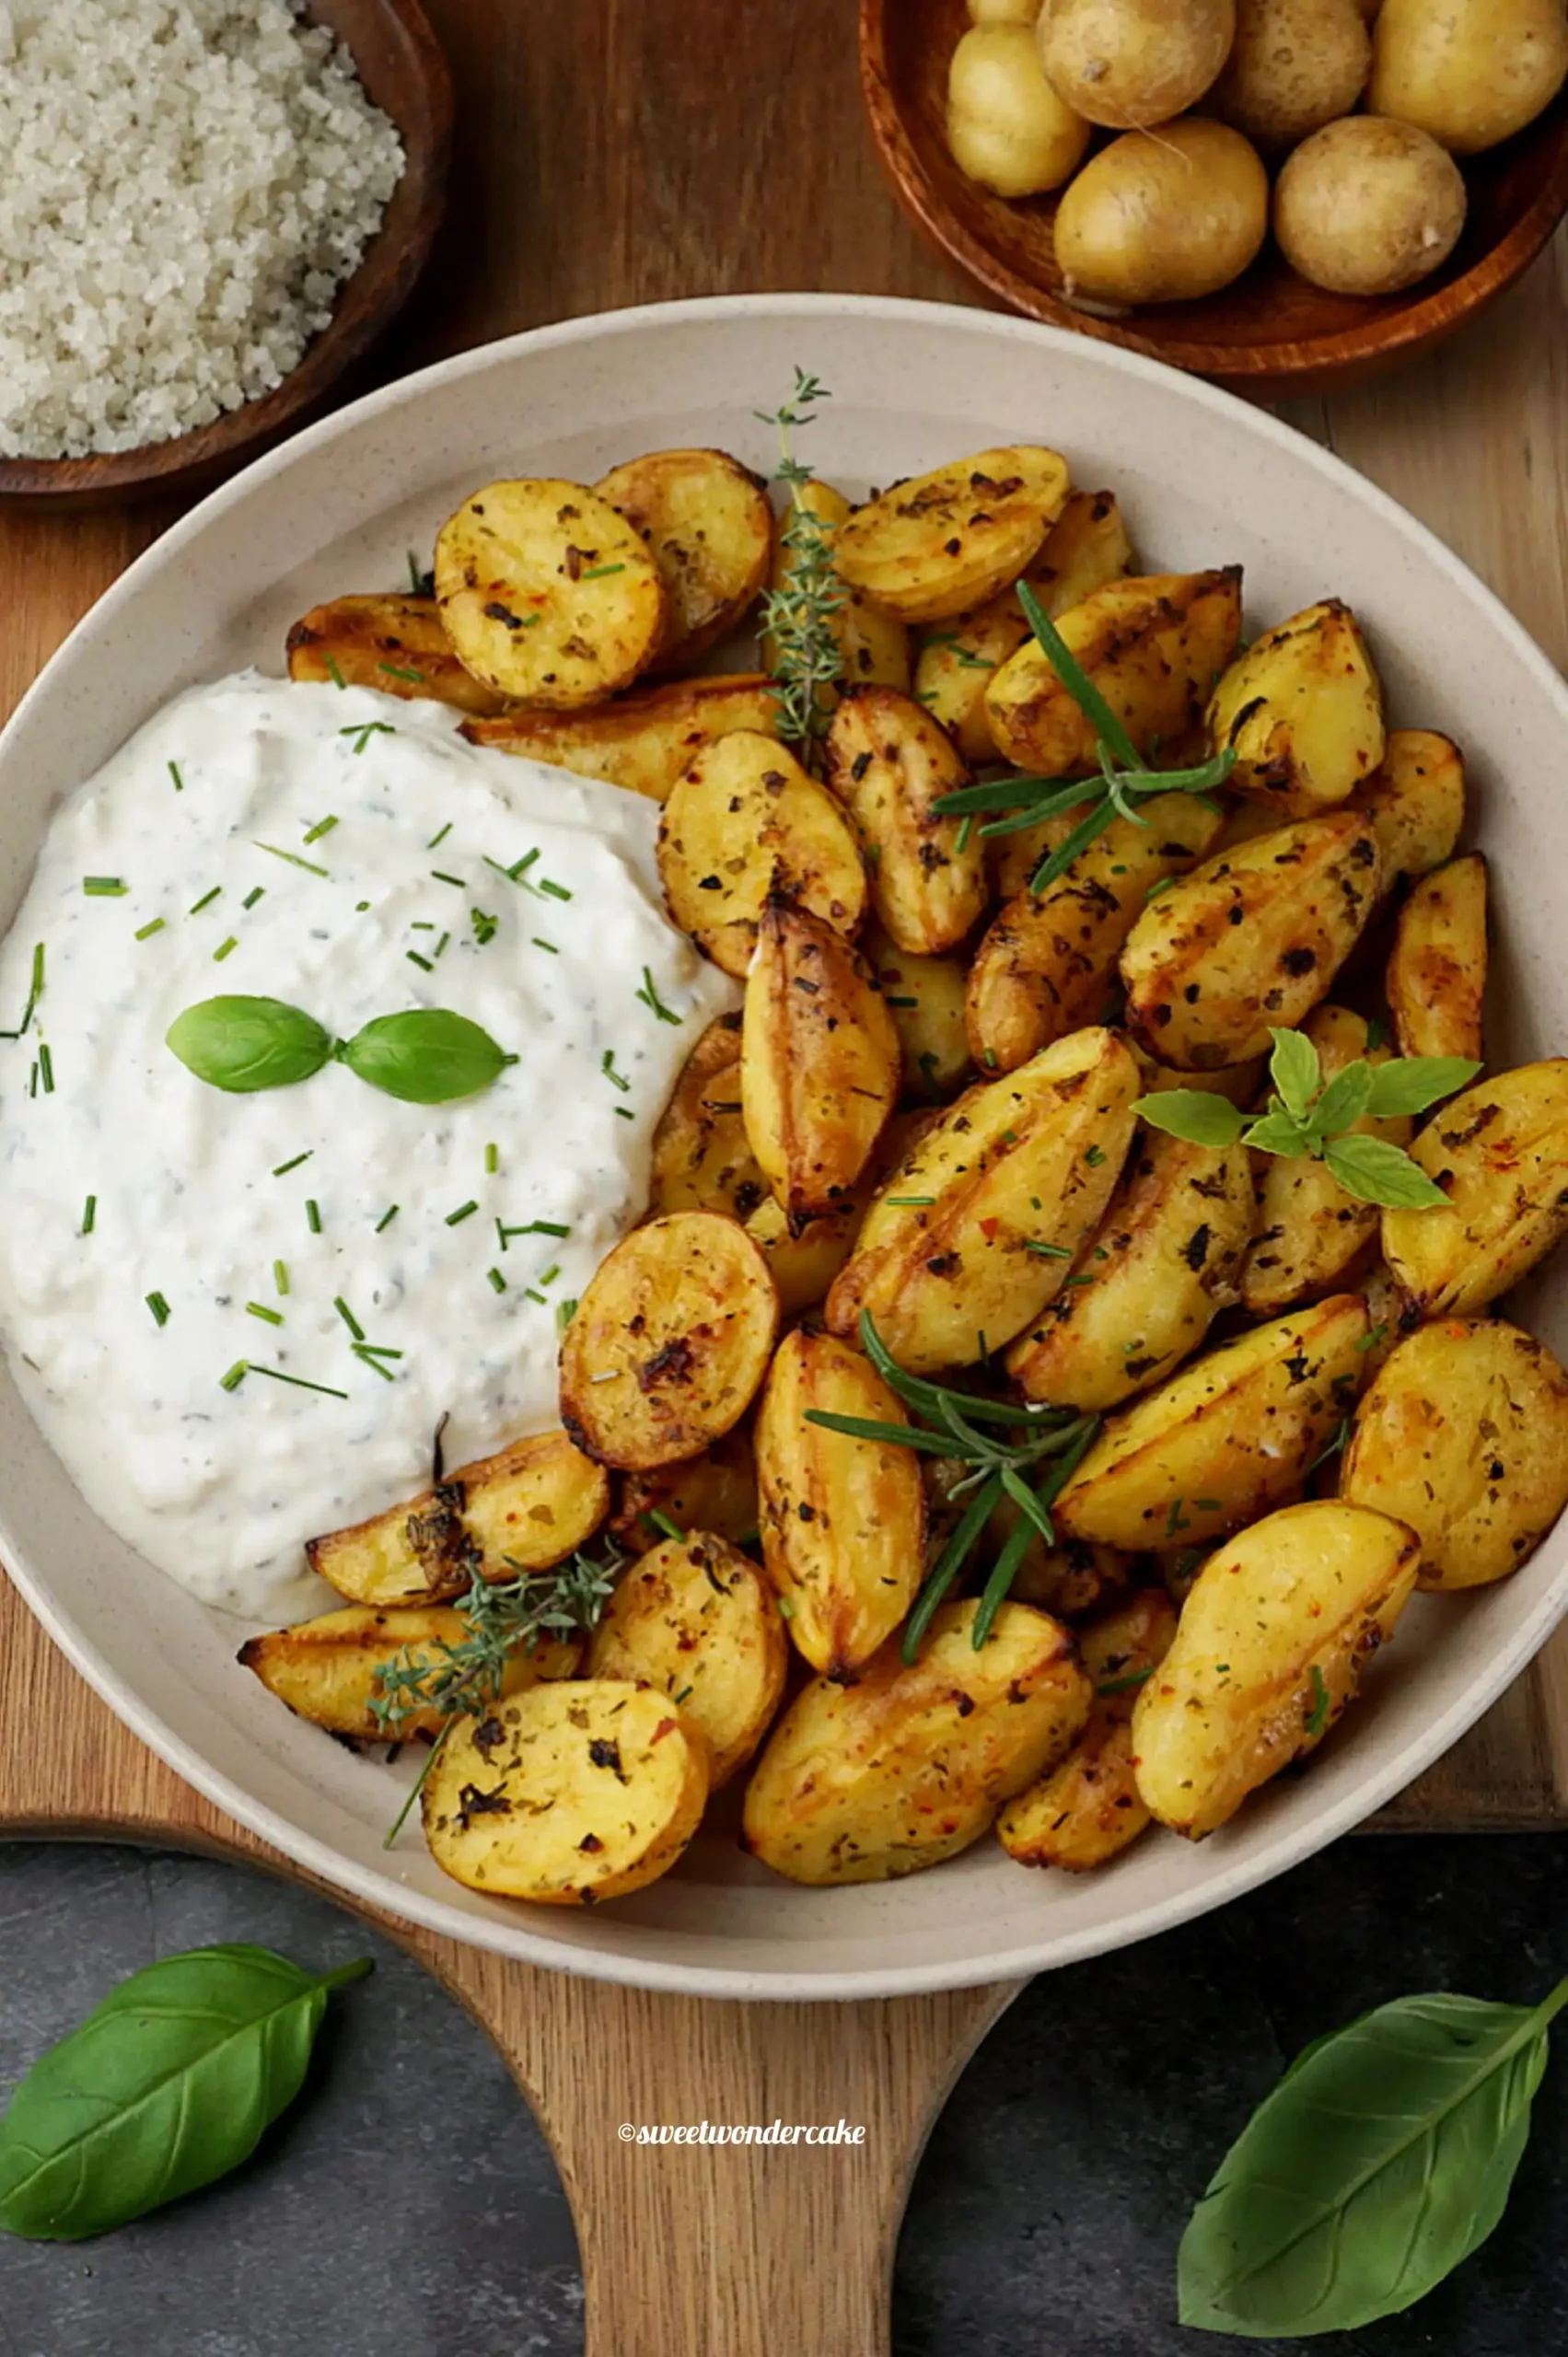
[4, 6, 1568, 2350]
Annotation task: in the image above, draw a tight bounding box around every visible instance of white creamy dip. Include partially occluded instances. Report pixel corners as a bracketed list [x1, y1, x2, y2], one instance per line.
[0, 675, 737, 1618]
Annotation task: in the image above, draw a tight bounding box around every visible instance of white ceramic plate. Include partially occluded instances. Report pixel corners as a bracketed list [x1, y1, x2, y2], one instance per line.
[2, 296, 1565, 2000]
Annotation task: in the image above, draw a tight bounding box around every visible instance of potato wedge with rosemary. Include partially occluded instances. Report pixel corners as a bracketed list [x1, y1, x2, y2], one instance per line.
[742, 1191, 865, 1319]
[435, 479, 667, 706]
[595, 447, 772, 672]
[1382, 1061, 1568, 1316]
[741, 1600, 1092, 1886]
[587, 1533, 786, 1784]
[823, 686, 987, 955]
[657, 732, 866, 979]
[306, 1430, 610, 1608]
[1206, 598, 1386, 817]
[610, 1428, 760, 1557]
[462, 674, 783, 802]
[1348, 726, 1465, 890]
[239, 1605, 578, 1743]
[741, 904, 901, 1223]
[423, 1680, 709, 1904]
[987, 1511, 1133, 1620]
[559, 1210, 779, 1470]
[1056, 1294, 1370, 1553]
[832, 447, 1072, 625]
[647, 1015, 768, 1224]
[1387, 852, 1488, 1064]
[826, 1027, 1141, 1373]
[984, 568, 1243, 774]
[285, 593, 507, 716]
[1119, 809, 1383, 1070]
[861, 922, 972, 1102]
[755, 1329, 926, 1677]
[996, 1589, 1177, 1871]
[1132, 1502, 1420, 1840]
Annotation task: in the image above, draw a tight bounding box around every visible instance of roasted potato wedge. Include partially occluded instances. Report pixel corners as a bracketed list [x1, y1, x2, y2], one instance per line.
[986, 1509, 1134, 1620]
[1134, 1051, 1266, 1109]
[833, 446, 1071, 625]
[1348, 726, 1465, 890]
[423, 1680, 708, 1904]
[993, 807, 1082, 904]
[755, 1329, 926, 1676]
[307, 1430, 610, 1607]
[1132, 1502, 1420, 1839]
[762, 477, 912, 705]
[741, 1599, 1092, 1886]
[463, 674, 783, 802]
[741, 904, 901, 1222]
[1057, 1294, 1369, 1551]
[996, 1589, 1178, 1870]
[647, 1015, 768, 1224]
[285, 593, 507, 716]
[587, 1533, 786, 1783]
[1008, 1128, 1255, 1409]
[862, 922, 973, 1101]
[823, 686, 987, 955]
[1387, 852, 1488, 1064]
[559, 1211, 779, 1470]
[1206, 598, 1386, 816]
[967, 791, 1225, 1074]
[1382, 1061, 1568, 1316]
[1342, 1318, 1568, 1591]
[595, 447, 772, 672]
[435, 479, 666, 706]
[742, 1191, 865, 1319]
[985, 568, 1243, 773]
[239, 1605, 576, 1743]
[1120, 809, 1383, 1069]
[610, 1428, 760, 1556]
[658, 732, 866, 978]
[827, 1027, 1141, 1373]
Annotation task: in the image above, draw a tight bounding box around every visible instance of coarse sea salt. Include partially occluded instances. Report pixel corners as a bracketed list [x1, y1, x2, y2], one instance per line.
[0, 0, 405, 460]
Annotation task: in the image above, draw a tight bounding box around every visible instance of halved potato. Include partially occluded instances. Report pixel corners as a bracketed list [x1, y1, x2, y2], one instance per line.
[423, 1680, 709, 1903]
[741, 904, 901, 1222]
[658, 732, 866, 978]
[996, 1589, 1178, 1870]
[1387, 851, 1488, 1063]
[833, 447, 1072, 624]
[559, 1211, 779, 1470]
[285, 593, 507, 716]
[862, 922, 973, 1101]
[647, 1015, 768, 1225]
[1348, 726, 1465, 889]
[462, 674, 784, 802]
[610, 1428, 759, 1557]
[993, 807, 1083, 903]
[742, 1190, 865, 1319]
[587, 1533, 786, 1783]
[595, 447, 772, 671]
[762, 477, 912, 708]
[824, 687, 988, 955]
[1382, 1061, 1568, 1316]
[1206, 598, 1386, 816]
[239, 1604, 577, 1742]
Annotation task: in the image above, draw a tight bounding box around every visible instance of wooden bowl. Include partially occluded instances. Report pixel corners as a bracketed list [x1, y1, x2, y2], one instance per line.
[0, 0, 450, 508]
[861, 0, 1568, 400]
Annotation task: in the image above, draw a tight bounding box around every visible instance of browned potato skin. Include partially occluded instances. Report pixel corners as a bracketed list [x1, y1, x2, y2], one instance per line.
[1348, 726, 1465, 891]
[762, 478, 912, 710]
[741, 1599, 1093, 1886]
[647, 1015, 769, 1225]
[1134, 1049, 1266, 1108]
[1206, 598, 1386, 816]
[238, 1605, 577, 1743]
[610, 1427, 759, 1556]
[1342, 1318, 1568, 1591]
[1387, 851, 1487, 1063]
[587, 1533, 786, 1784]
[1119, 809, 1383, 1069]
[824, 687, 988, 956]
[989, 1513, 1134, 1620]
[741, 904, 901, 1223]
[1382, 1062, 1568, 1316]
[834, 447, 1072, 625]
[996, 1589, 1178, 1870]
[461, 674, 783, 803]
[657, 733, 866, 978]
[285, 594, 507, 716]
[755, 1329, 926, 1676]
[559, 1211, 780, 1471]
[862, 922, 973, 1101]
[594, 447, 773, 673]
[743, 1191, 865, 1319]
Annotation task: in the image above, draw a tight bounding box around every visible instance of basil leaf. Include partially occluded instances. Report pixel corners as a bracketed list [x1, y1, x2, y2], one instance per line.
[1362, 1054, 1484, 1119]
[1312, 1057, 1375, 1137]
[166, 996, 333, 1093]
[1240, 1108, 1314, 1158]
[340, 1009, 514, 1104]
[1267, 1026, 1320, 1120]
[0, 1945, 371, 2242]
[1179, 1980, 1567, 2338]
[1131, 1090, 1246, 1148]
[1322, 1133, 1450, 1208]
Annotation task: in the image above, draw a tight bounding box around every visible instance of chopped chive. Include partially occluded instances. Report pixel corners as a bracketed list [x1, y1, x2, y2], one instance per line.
[83, 877, 128, 897]
[431, 870, 464, 888]
[219, 1360, 249, 1392]
[354, 1345, 398, 1383]
[888, 1194, 935, 1207]
[885, 994, 919, 1008]
[302, 815, 339, 845]
[272, 1152, 311, 1177]
[19, 944, 43, 1035]
[496, 1216, 571, 1247]
[273, 1260, 289, 1296]
[777, 1596, 796, 1621]
[484, 1143, 498, 1174]
[80, 1195, 97, 1236]
[250, 1364, 348, 1399]
[1085, 1144, 1107, 1167]
[410, 921, 436, 931]
[486, 1267, 507, 1294]
[539, 877, 572, 902]
[406, 950, 435, 972]
[634, 967, 682, 1026]
[242, 887, 265, 911]
[955, 815, 974, 854]
[378, 662, 425, 685]
[648, 1509, 686, 1544]
[355, 900, 371, 913]
[407, 550, 424, 594]
[580, 563, 626, 580]
[134, 918, 166, 941]
[446, 1200, 479, 1226]
[433, 931, 451, 959]
[306, 1199, 321, 1234]
[323, 655, 347, 691]
[213, 936, 238, 962]
[145, 1292, 170, 1327]
[253, 842, 330, 877]
[524, 1287, 547, 1305]
[375, 1204, 399, 1233]
[510, 851, 540, 883]
[1025, 1240, 1073, 1259]
[539, 1262, 561, 1286]
[1306, 1662, 1330, 1737]
[982, 1049, 999, 1071]
[614, 1105, 634, 1120]
[187, 887, 221, 915]
[339, 722, 396, 755]
[1098, 1667, 1154, 1697]
[333, 1296, 365, 1341]
[168, 761, 185, 792]
[531, 937, 558, 955]
[427, 822, 453, 850]
[556, 1297, 577, 1336]
[470, 909, 498, 946]
[28, 1062, 37, 1097]
[38, 1043, 53, 1093]
[601, 1050, 631, 1094]
[246, 1301, 285, 1327]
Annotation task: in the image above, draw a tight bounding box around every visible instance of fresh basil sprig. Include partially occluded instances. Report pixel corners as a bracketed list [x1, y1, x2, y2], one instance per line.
[0, 1945, 371, 2242]
[168, 999, 515, 1106]
[1134, 1029, 1481, 1211]
[334, 1009, 516, 1104]
[1179, 1977, 1567, 2337]
[167, 996, 334, 1093]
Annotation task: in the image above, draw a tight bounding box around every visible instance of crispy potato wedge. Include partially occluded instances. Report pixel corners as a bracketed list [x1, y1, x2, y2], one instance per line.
[595, 447, 772, 671]
[967, 792, 1225, 1074]
[1120, 809, 1382, 1070]
[587, 1533, 786, 1783]
[1342, 1318, 1568, 1591]
[996, 1589, 1177, 1870]
[1057, 1295, 1369, 1552]
[462, 674, 783, 802]
[559, 1211, 779, 1470]
[424, 1680, 708, 1904]
[307, 1430, 610, 1607]
[1132, 1502, 1419, 1839]
[1382, 1061, 1568, 1316]
[1206, 598, 1386, 816]
[1008, 1128, 1255, 1409]
[833, 447, 1071, 625]
[1348, 727, 1465, 890]
[741, 904, 901, 1222]
[1388, 852, 1488, 1064]
[610, 1428, 759, 1556]
[762, 478, 911, 705]
[741, 1599, 1092, 1886]
[285, 593, 507, 716]
[985, 569, 1243, 774]
[862, 922, 972, 1101]
[755, 1329, 926, 1676]
[657, 732, 866, 978]
[435, 479, 666, 706]
[239, 1605, 577, 1743]
[988, 1512, 1134, 1620]
[742, 1191, 865, 1319]
[823, 686, 988, 955]
[827, 1027, 1141, 1373]
[647, 1015, 768, 1225]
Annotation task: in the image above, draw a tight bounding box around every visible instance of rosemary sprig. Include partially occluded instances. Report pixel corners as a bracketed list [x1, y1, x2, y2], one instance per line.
[755, 369, 847, 752]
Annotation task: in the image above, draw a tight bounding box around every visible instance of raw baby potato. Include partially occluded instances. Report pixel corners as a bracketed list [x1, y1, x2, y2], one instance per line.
[594, 447, 772, 672]
[824, 686, 987, 955]
[435, 479, 666, 706]
[424, 1680, 709, 1904]
[742, 904, 900, 1222]
[1273, 117, 1467, 297]
[1369, 0, 1568, 154]
[1213, 0, 1371, 151]
[587, 1533, 786, 1784]
[970, 0, 1044, 20]
[1206, 598, 1386, 817]
[1036, 0, 1236, 129]
[647, 1016, 768, 1225]
[1387, 851, 1488, 1064]
[239, 1605, 576, 1743]
[755, 1329, 926, 1676]
[741, 1600, 1092, 1886]
[762, 478, 911, 707]
[832, 447, 1071, 626]
[862, 923, 972, 1099]
[1132, 1501, 1420, 1839]
[1348, 726, 1465, 890]
[559, 1211, 779, 1471]
[611, 1429, 759, 1557]
[1051, 120, 1269, 307]
[285, 593, 507, 716]
[1381, 1061, 1568, 1316]
[462, 673, 783, 802]
[996, 1588, 1178, 1869]
[1056, 1293, 1369, 1551]
[947, 24, 1093, 199]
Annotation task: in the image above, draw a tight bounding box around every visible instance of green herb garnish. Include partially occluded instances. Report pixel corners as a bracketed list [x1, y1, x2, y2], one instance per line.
[249, 1363, 345, 1399]
[324, 654, 347, 690]
[601, 1050, 631, 1094]
[37, 1044, 53, 1093]
[531, 936, 558, 955]
[80, 1195, 96, 1236]
[487, 1267, 506, 1294]
[635, 967, 682, 1026]
[187, 887, 221, 915]
[406, 950, 434, 972]
[446, 1201, 479, 1226]
[171, 1001, 334, 1097]
[273, 1260, 289, 1296]
[305, 1200, 321, 1234]
[427, 822, 453, 850]
[219, 1361, 249, 1392]
[339, 722, 396, 756]
[580, 563, 626, 581]
[134, 919, 166, 941]
[470, 909, 498, 946]
[168, 761, 185, 792]
[756, 370, 847, 751]
[1305, 1660, 1330, 1737]
[375, 1205, 399, 1233]
[302, 816, 338, 846]
[273, 1151, 312, 1177]
[378, 663, 425, 686]
[246, 1302, 284, 1327]
[145, 1292, 170, 1327]
[253, 842, 329, 878]
[333, 1297, 365, 1341]
[212, 936, 238, 963]
[83, 877, 128, 898]
[242, 888, 265, 911]
[335, 1009, 515, 1105]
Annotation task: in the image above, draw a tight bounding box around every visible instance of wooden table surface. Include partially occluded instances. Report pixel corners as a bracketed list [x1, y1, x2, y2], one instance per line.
[4, 5, 1568, 2351]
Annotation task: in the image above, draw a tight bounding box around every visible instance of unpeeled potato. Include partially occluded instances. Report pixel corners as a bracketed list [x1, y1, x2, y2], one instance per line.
[1213, 0, 1371, 151]
[1370, 0, 1568, 154]
[948, 25, 1093, 199]
[1274, 117, 1467, 296]
[1053, 120, 1270, 308]
[1037, 0, 1236, 129]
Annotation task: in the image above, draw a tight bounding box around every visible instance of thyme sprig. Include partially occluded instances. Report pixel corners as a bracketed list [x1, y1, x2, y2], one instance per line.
[755, 369, 847, 752]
